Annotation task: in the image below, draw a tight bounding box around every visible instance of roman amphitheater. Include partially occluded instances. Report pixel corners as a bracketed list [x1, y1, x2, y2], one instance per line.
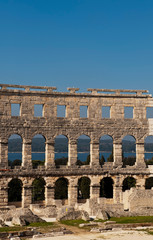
[1, 83, 153, 216]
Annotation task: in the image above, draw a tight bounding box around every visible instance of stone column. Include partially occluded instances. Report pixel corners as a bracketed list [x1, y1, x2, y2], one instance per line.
[22, 139, 32, 168]
[90, 184, 100, 199]
[0, 140, 8, 168]
[68, 182, 78, 206]
[68, 140, 77, 166]
[135, 142, 146, 168]
[90, 141, 99, 167]
[22, 186, 32, 208]
[45, 141, 55, 168]
[0, 187, 8, 206]
[113, 176, 122, 203]
[45, 184, 55, 206]
[113, 142, 122, 168]
[113, 186, 122, 203]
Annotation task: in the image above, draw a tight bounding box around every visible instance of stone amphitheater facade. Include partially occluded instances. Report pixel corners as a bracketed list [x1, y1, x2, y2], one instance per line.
[1, 83, 153, 215]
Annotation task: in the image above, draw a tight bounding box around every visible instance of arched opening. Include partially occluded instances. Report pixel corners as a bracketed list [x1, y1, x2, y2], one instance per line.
[122, 135, 136, 167]
[77, 135, 90, 166]
[99, 135, 113, 165]
[100, 177, 113, 198]
[55, 135, 68, 166]
[55, 178, 68, 199]
[122, 177, 136, 191]
[145, 136, 153, 166]
[78, 177, 91, 200]
[8, 134, 22, 168]
[145, 177, 153, 189]
[32, 178, 46, 203]
[8, 178, 22, 207]
[32, 134, 45, 168]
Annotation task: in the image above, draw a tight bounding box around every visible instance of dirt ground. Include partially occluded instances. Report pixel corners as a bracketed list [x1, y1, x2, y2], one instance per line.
[27, 230, 153, 240]
[27, 223, 153, 240]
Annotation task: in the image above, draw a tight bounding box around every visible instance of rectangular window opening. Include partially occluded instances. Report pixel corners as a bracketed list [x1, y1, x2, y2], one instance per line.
[146, 107, 153, 119]
[57, 105, 66, 117]
[34, 104, 43, 117]
[102, 106, 110, 118]
[80, 105, 88, 118]
[124, 107, 133, 119]
[11, 103, 20, 116]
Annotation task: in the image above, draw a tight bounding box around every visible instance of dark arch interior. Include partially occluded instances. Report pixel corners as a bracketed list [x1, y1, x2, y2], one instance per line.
[55, 177, 68, 199]
[122, 176, 136, 191]
[78, 177, 91, 199]
[8, 178, 22, 202]
[100, 177, 113, 198]
[32, 178, 46, 202]
[145, 177, 153, 189]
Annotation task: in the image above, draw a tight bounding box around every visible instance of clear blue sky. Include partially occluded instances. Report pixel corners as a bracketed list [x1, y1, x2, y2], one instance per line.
[0, 0, 153, 93]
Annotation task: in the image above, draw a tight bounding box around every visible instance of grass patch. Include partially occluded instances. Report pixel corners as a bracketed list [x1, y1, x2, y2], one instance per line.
[0, 222, 55, 233]
[110, 216, 153, 224]
[60, 219, 89, 227]
[94, 219, 106, 223]
[147, 230, 153, 235]
[0, 226, 26, 232]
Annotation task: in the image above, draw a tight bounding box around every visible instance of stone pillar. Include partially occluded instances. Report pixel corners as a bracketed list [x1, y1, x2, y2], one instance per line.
[68, 182, 78, 206]
[113, 176, 122, 203]
[22, 186, 32, 208]
[90, 184, 100, 199]
[113, 186, 122, 203]
[0, 141, 8, 168]
[90, 141, 99, 167]
[45, 184, 55, 206]
[45, 141, 55, 168]
[22, 140, 32, 168]
[136, 142, 146, 168]
[68, 140, 77, 166]
[113, 142, 122, 168]
[0, 187, 8, 206]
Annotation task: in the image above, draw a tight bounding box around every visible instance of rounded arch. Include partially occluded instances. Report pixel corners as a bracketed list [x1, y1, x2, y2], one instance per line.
[78, 176, 91, 199]
[77, 135, 91, 165]
[122, 176, 136, 191]
[8, 178, 23, 203]
[8, 134, 22, 168]
[99, 135, 113, 164]
[55, 135, 68, 166]
[145, 177, 153, 189]
[55, 177, 68, 199]
[122, 135, 136, 167]
[100, 177, 114, 198]
[32, 134, 46, 168]
[32, 178, 46, 202]
[31, 132, 46, 141]
[145, 136, 153, 165]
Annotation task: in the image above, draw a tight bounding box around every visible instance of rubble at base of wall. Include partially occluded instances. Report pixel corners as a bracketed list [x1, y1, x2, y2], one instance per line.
[30, 204, 57, 218]
[57, 206, 90, 221]
[0, 208, 45, 226]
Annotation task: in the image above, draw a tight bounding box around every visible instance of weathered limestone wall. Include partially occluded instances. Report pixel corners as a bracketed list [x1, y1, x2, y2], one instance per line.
[0, 84, 153, 214]
[123, 188, 153, 213]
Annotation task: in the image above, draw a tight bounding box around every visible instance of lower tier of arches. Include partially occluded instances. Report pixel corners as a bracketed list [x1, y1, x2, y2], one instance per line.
[1, 174, 153, 210]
